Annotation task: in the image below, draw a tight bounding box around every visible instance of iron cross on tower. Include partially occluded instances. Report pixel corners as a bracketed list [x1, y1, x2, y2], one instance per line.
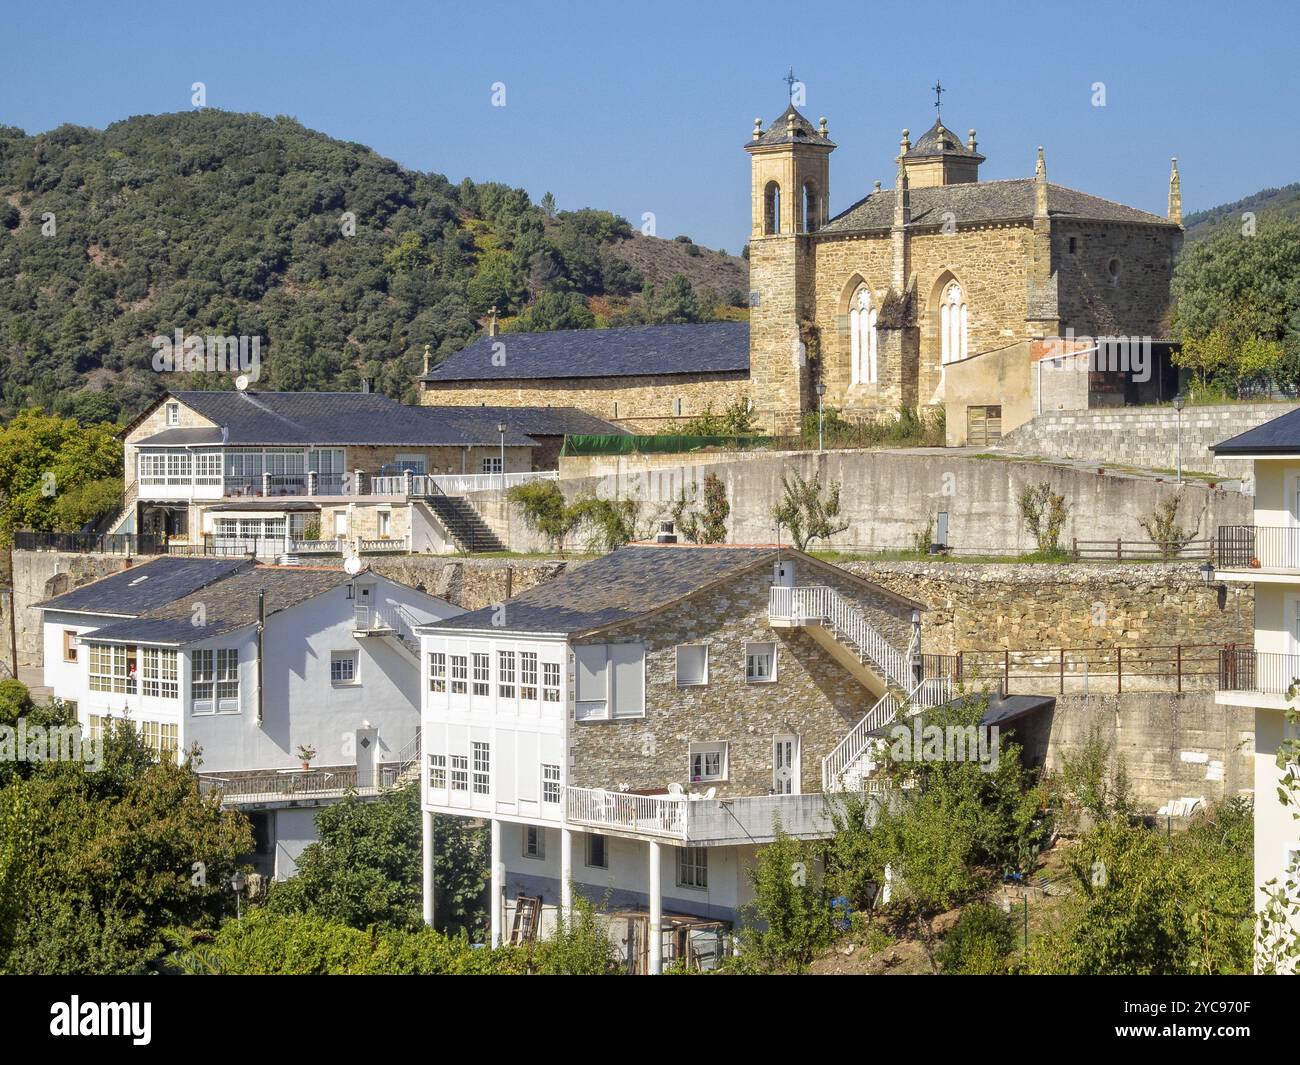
[784, 68, 798, 103]
[932, 79, 944, 119]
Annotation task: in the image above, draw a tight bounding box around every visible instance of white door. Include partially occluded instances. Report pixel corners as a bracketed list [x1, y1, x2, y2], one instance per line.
[334, 511, 347, 537]
[356, 726, 378, 789]
[773, 735, 800, 795]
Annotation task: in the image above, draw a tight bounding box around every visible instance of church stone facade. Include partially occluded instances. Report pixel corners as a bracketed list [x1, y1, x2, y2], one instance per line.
[419, 100, 1183, 439]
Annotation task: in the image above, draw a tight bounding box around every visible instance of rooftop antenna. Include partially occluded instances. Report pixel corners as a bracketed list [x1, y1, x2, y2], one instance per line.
[932, 79, 945, 121]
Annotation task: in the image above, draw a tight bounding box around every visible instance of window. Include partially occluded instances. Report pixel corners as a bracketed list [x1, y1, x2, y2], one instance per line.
[543, 661, 561, 702]
[574, 643, 645, 721]
[939, 280, 968, 365]
[802, 180, 819, 232]
[166, 402, 180, 426]
[542, 763, 561, 805]
[139, 720, 179, 757]
[690, 742, 728, 783]
[88, 643, 136, 694]
[763, 180, 781, 234]
[586, 833, 608, 869]
[88, 714, 109, 745]
[472, 741, 491, 794]
[674, 397, 683, 417]
[62, 630, 78, 663]
[331, 652, 357, 685]
[428, 652, 446, 693]
[450, 654, 468, 695]
[165, 449, 192, 485]
[192, 648, 239, 713]
[520, 651, 538, 700]
[394, 454, 428, 475]
[746, 642, 776, 683]
[141, 647, 179, 698]
[471, 653, 490, 697]
[677, 847, 708, 889]
[676, 644, 708, 687]
[377, 511, 391, 537]
[194, 450, 222, 485]
[429, 753, 447, 789]
[1067, 235, 1078, 255]
[523, 825, 545, 859]
[498, 650, 516, 699]
[450, 754, 468, 791]
[850, 286, 878, 384]
[482, 456, 503, 474]
[1107, 257, 1122, 280]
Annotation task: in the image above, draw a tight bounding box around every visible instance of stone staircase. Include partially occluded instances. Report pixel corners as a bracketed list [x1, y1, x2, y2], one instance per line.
[424, 495, 507, 553]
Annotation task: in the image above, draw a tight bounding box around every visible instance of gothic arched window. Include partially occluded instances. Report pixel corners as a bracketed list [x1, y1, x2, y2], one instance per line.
[764, 181, 781, 234]
[940, 281, 968, 365]
[850, 287, 878, 385]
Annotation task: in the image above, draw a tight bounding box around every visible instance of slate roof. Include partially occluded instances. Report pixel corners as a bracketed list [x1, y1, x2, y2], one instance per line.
[746, 103, 835, 149]
[134, 427, 226, 447]
[425, 545, 782, 635]
[422, 406, 628, 437]
[160, 391, 537, 446]
[420, 322, 750, 383]
[86, 566, 354, 645]
[905, 119, 984, 161]
[821, 179, 1176, 233]
[1211, 407, 1300, 455]
[36, 557, 252, 617]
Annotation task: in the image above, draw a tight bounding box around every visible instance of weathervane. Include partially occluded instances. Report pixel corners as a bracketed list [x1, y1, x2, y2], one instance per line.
[932, 79, 944, 119]
[784, 67, 798, 103]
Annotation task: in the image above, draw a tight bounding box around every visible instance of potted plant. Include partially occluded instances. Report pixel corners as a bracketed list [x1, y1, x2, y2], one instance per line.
[297, 744, 317, 770]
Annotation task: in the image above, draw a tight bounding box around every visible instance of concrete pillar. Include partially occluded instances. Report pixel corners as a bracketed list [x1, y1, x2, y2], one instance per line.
[560, 828, 573, 920]
[422, 810, 435, 927]
[648, 840, 662, 975]
[490, 818, 503, 947]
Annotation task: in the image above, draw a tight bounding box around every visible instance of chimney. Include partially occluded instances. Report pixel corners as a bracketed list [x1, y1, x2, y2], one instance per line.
[488, 307, 499, 337]
[1034, 146, 1048, 218]
[422, 344, 431, 375]
[1168, 157, 1182, 225]
[361, 378, 371, 394]
[655, 521, 677, 544]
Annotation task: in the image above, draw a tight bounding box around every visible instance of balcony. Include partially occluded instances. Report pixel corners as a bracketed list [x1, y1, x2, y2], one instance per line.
[1216, 648, 1300, 709]
[563, 785, 893, 845]
[197, 763, 410, 808]
[1217, 525, 1300, 578]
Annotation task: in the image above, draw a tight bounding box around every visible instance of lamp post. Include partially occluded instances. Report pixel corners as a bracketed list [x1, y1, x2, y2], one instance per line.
[230, 870, 246, 919]
[496, 421, 507, 489]
[1172, 393, 1185, 483]
[816, 381, 826, 452]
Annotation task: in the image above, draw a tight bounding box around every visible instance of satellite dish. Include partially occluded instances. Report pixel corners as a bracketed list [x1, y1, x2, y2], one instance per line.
[234, 374, 250, 392]
[343, 556, 362, 576]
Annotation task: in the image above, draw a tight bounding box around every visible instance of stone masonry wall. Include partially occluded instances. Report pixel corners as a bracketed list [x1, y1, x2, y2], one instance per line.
[568, 561, 916, 798]
[999, 402, 1300, 483]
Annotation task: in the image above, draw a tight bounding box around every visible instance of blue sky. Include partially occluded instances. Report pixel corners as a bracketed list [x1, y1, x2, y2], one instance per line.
[3, 0, 1297, 251]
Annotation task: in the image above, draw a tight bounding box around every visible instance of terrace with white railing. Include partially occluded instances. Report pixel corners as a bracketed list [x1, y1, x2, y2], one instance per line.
[768, 585, 914, 690]
[563, 785, 895, 845]
[353, 601, 423, 643]
[368, 470, 559, 497]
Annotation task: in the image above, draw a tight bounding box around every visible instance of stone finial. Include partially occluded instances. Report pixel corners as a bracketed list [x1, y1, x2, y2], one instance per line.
[787, 111, 797, 136]
[874, 180, 882, 194]
[1168, 156, 1182, 225]
[422, 343, 431, 375]
[900, 128, 911, 154]
[753, 117, 763, 141]
[967, 128, 978, 152]
[1034, 146, 1048, 217]
[818, 116, 828, 137]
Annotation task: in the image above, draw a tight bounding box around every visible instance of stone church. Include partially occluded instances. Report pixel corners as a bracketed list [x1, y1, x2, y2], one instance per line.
[421, 99, 1183, 441]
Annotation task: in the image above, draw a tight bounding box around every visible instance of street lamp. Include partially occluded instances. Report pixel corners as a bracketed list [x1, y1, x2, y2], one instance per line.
[816, 381, 827, 452]
[1172, 393, 1185, 483]
[230, 870, 247, 919]
[496, 421, 507, 488]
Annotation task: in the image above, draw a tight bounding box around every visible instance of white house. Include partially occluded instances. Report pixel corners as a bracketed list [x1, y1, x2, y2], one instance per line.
[39, 556, 462, 878]
[1212, 414, 1300, 970]
[416, 535, 941, 972]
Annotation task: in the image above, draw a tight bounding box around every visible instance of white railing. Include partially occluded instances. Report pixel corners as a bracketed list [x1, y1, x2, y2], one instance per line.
[822, 676, 955, 792]
[288, 538, 341, 554]
[565, 786, 687, 839]
[369, 470, 559, 497]
[357, 536, 410, 553]
[354, 602, 420, 642]
[769, 585, 911, 689]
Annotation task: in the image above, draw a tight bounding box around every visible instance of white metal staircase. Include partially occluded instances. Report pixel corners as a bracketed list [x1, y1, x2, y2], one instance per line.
[768, 585, 913, 690]
[822, 676, 954, 792]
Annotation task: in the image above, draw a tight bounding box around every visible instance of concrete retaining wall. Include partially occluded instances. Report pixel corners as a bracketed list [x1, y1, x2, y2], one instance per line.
[999, 402, 1299, 483]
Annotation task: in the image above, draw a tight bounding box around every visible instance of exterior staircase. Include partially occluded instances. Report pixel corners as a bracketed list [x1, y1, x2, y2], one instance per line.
[769, 585, 914, 691]
[822, 676, 954, 791]
[424, 495, 507, 553]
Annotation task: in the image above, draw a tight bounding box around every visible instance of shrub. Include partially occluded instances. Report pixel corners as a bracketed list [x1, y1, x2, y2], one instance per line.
[937, 902, 1015, 974]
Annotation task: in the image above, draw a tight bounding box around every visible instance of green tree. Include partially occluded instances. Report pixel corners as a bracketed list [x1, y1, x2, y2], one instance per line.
[671, 472, 729, 544]
[736, 828, 835, 973]
[508, 480, 582, 553]
[772, 471, 849, 551]
[1017, 481, 1069, 557]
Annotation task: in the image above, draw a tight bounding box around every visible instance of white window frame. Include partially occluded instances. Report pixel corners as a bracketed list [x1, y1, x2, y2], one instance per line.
[166, 401, 180, 426]
[520, 651, 539, 701]
[450, 654, 468, 695]
[523, 824, 545, 860]
[428, 753, 447, 790]
[745, 641, 777, 683]
[542, 763, 561, 805]
[677, 847, 708, 889]
[689, 742, 728, 783]
[428, 652, 446, 693]
[498, 649, 516, 699]
[471, 652, 490, 698]
[542, 660, 561, 702]
[140, 647, 179, 699]
[482, 456, 503, 474]
[472, 740, 491, 795]
[676, 643, 709, 687]
[330, 651, 358, 685]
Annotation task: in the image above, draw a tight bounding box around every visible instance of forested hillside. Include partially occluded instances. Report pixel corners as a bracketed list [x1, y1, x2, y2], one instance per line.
[0, 111, 746, 424]
[1183, 182, 1300, 243]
